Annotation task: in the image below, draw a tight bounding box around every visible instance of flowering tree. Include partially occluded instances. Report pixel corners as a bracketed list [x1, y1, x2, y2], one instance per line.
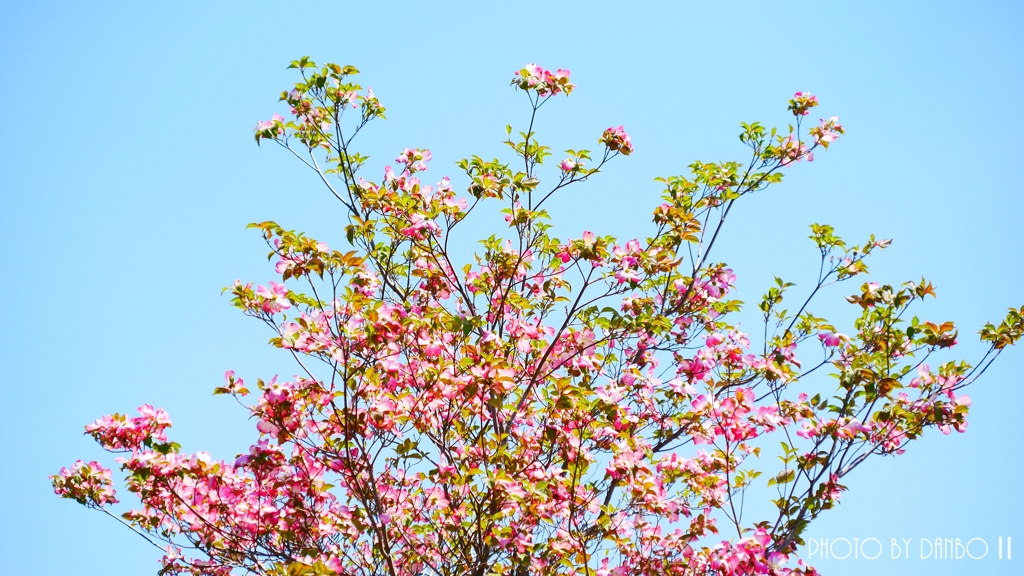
[54, 59, 1023, 576]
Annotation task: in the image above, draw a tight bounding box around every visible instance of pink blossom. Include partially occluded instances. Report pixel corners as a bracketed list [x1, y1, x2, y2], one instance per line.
[51, 460, 118, 506]
[254, 114, 285, 140]
[255, 282, 291, 313]
[599, 125, 634, 155]
[395, 148, 432, 172]
[818, 332, 849, 347]
[778, 135, 809, 166]
[443, 196, 468, 211]
[512, 64, 574, 96]
[788, 91, 819, 116]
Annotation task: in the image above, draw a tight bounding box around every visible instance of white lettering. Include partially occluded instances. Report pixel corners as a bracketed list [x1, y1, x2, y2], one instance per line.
[966, 538, 988, 560]
[861, 537, 882, 560]
[808, 538, 826, 560]
[831, 538, 852, 560]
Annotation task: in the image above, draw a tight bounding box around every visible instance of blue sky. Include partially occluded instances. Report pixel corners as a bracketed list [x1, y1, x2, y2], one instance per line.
[2, 1, 1022, 575]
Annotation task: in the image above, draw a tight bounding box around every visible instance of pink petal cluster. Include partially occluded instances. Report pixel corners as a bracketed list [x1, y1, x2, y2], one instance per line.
[788, 91, 819, 116]
[600, 125, 634, 155]
[512, 63, 574, 96]
[779, 135, 811, 165]
[809, 116, 844, 148]
[395, 147, 431, 173]
[84, 404, 172, 451]
[254, 114, 285, 142]
[818, 331, 849, 347]
[51, 460, 118, 507]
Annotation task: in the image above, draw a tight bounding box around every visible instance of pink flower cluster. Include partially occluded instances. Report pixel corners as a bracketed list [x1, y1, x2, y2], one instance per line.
[254, 114, 285, 142]
[275, 238, 329, 277]
[84, 404, 172, 451]
[395, 148, 431, 173]
[512, 63, 574, 96]
[818, 331, 849, 347]
[611, 239, 645, 285]
[600, 125, 634, 155]
[256, 281, 292, 313]
[51, 460, 118, 507]
[788, 91, 819, 116]
[810, 116, 844, 148]
[560, 158, 583, 172]
[704, 528, 800, 574]
[354, 152, 469, 242]
[779, 135, 811, 165]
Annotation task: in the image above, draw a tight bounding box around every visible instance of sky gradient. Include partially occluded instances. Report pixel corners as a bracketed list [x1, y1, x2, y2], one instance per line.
[2, 2, 1022, 575]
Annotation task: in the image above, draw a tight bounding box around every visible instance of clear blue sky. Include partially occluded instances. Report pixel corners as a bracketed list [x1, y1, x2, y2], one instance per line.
[2, 2, 1022, 575]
